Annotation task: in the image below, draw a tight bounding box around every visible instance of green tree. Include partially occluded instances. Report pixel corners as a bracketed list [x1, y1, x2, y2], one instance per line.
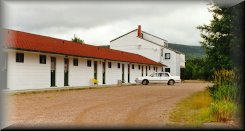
[197, 5, 234, 79]
[71, 34, 84, 44]
[181, 58, 208, 80]
[198, 2, 244, 104]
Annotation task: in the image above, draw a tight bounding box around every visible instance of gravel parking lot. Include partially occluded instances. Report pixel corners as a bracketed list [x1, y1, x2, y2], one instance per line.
[6, 82, 210, 128]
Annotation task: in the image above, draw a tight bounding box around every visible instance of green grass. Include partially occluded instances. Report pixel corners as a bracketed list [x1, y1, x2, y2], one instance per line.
[169, 90, 214, 127]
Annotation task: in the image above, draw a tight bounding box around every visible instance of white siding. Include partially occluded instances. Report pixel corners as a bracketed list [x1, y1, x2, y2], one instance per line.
[180, 54, 185, 68]
[7, 50, 161, 90]
[79, 58, 94, 86]
[162, 48, 179, 76]
[129, 63, 141, 83]
[176, 54, 180, 76]
[97, 60, 103, 85]
[7, 51, 50, 90]
[110, 29, 184, 76]
[110, 30, 163, 63]
[56, 56, 64, 87]
[105, 61, 122, 85]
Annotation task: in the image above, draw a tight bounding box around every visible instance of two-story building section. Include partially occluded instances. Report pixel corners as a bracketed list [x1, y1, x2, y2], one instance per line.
[110, 25, 185, 76]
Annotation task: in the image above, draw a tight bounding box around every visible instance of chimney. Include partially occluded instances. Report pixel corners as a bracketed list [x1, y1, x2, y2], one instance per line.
[137, 25, 142, 38]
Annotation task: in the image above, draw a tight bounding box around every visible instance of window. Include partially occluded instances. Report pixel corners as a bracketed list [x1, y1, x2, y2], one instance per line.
[108, 62, 112, 68]
[39, 55, 46, 64]
[132, 64, 134, 69]
[165, 53, 171, 59]
[73, 58, 78, 66]
[164, 73, 169, 77]
[165, 68, 170, 73]
[87, 60, 91, 67]
[138, 65, 141, 70]
[16, 53, 24, 63]
[118, 63, 120, 68]
[150, 73, 157, 77]
[149, 66, 151, 70]
[154, 67, 155, 70]
[157, 73, 162, 77]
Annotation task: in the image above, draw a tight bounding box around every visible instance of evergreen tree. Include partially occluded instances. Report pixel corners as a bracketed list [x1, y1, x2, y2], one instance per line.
[71, 34, 84, 44]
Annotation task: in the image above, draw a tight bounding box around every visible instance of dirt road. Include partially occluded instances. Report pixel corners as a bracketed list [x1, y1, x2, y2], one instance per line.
[6, 83, 210, 128]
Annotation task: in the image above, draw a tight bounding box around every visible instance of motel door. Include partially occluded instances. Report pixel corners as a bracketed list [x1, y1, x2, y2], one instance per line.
[122, 64, 125, 82]
[94, 61, 97, 80]
[128, 64, 130, 83]
[64, 58, 69, 86]
[51, 57, 56, 87]
[146, 66, 148, 76]
[102, 62, 106, 84]
[141, 66, 144, 76]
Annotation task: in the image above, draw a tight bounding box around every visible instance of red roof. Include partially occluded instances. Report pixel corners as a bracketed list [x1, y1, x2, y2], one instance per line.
[3, 29, 165, 66]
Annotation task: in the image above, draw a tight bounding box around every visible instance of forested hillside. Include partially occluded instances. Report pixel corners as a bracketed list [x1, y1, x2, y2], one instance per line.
[167, 43, 205, 60]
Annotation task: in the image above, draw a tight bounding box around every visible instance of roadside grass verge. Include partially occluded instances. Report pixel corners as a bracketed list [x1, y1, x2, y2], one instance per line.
[169, 90, 214, 127]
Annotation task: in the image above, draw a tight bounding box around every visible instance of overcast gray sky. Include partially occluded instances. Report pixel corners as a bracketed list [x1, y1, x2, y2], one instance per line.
[2, 0, 241, 46]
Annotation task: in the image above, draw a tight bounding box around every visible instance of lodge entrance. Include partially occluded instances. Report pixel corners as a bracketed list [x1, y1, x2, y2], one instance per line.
[94, 61, 97, 80]
[122, 64, 125, 82]
[102, 62, 106, 84]
[128, 64, 130, 83]
[51, 57, 56, 87]
[64, 58, 69, 86]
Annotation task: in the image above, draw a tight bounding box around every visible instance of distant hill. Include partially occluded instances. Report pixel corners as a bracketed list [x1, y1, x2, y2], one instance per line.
[167, 43, 205, 60]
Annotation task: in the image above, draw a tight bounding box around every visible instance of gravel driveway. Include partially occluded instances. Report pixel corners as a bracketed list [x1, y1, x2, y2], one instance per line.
[6, 82, 210, 128]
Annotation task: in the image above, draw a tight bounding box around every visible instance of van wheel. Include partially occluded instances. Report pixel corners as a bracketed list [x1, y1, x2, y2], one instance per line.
[168, 80, 175, 85]
[142, 80, 149, 85]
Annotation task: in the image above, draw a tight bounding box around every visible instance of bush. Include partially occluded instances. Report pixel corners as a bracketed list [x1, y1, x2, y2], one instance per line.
[208, 84, 238, 102]
[210, 100, 237, 122]
[207, 69, 239, 123]
[208, 69, 239, 102]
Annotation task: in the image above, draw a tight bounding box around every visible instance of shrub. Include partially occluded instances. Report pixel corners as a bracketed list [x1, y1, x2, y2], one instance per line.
[208, 69, 239, 102]
[208, 83, 238, 102]
[210, 100, 237, 122]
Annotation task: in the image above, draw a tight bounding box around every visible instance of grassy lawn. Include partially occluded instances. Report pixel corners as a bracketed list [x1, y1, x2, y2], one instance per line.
[169, 90, 214, 127]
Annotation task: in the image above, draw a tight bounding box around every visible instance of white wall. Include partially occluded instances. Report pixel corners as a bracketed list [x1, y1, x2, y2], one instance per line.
[175, 54, 180, 77]
[7, 50, 160, 90]
[162, 48, 179, 76]
[7, 51, 50, 90]
[110, 30, 163, 63]
[180, 53, 185, 68]
[69, 58, 96, 87]
[110, 30, 183, 76]
[105, 61, 121, 85]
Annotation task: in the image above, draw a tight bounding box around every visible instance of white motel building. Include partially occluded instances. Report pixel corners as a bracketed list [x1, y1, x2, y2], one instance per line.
[110, 25, 185, 76]
[2, 26, 185, 90]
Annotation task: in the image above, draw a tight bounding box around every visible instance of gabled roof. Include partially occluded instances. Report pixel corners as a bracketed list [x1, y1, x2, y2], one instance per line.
[109, 28, 184, 54]
[142, 31, 168, 42]
[110, 29, 137, 42]
[3, 29, 165, 66]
